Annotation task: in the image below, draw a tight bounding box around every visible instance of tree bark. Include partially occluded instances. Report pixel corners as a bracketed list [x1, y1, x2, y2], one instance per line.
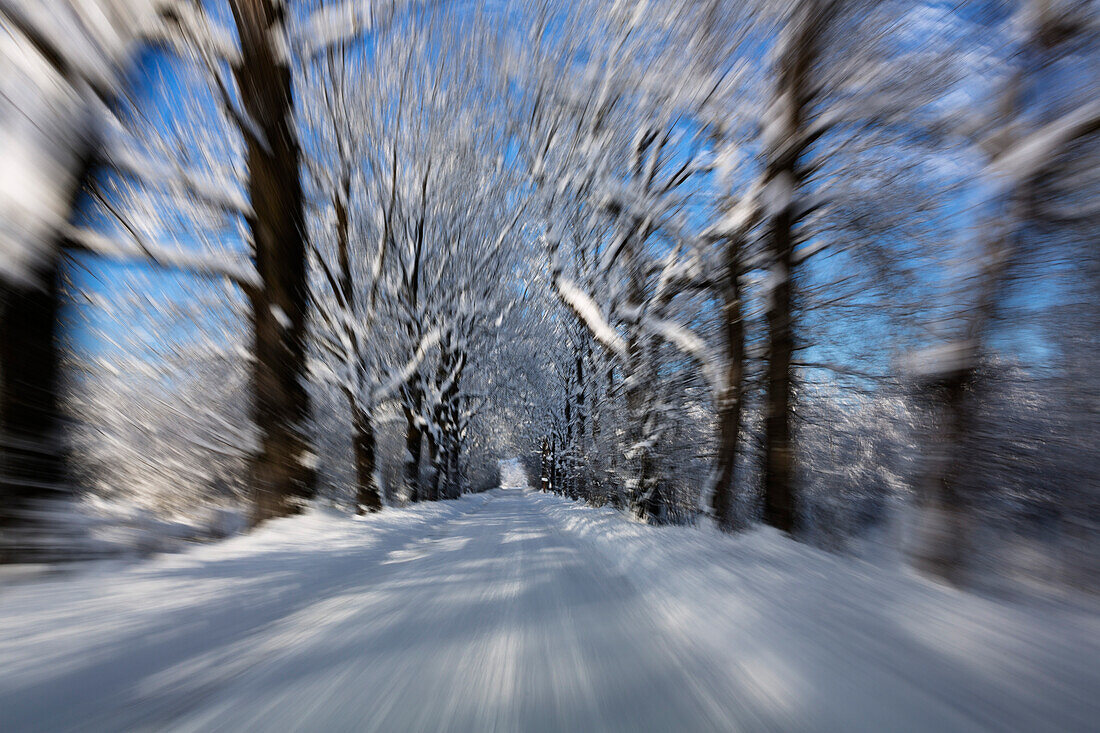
[403, 387, 423, 502]
[426, 344, 465, 502]
[353, 405, 380, 513]
[0, 2, 109, 560]
[762, 216, 796, 533]
[231, 0, 316, 525]
[623, 227, 661, 521]
[444, 440, 461, 499]
[908, 3, 1076, 582]
[563, 389, 574, 498]
[425, 430, 442, 502]
[332, 172, 381, 513]
[0, 258, 69, 561]
[549, 433, 558, 493]
[759, 0, 830, 534]
[0, 125, 93, 561]
[711, 239, 745, 530]
[540, 436, 550, 492]
[573, 350, 587, 498]
[912, 374, 973, 584]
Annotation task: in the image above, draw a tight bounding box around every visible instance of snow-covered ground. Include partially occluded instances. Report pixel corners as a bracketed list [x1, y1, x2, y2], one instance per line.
[1, 488, 1097, 732]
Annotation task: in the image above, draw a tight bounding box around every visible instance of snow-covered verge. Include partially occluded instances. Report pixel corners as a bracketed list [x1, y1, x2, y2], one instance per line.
[2, 487, 1096, 732]
[0, 491, 498, 727]
[528, 491, 1100, 733]
[0, 498, 250, 574]
[79, 497, 247, 555]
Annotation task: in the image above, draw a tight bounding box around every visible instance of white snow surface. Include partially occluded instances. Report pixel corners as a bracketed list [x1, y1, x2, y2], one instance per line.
[1, 489, 1097, 732]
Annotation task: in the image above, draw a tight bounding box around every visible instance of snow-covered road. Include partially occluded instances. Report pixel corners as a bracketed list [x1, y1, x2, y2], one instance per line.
[2, 489, 1097, 732]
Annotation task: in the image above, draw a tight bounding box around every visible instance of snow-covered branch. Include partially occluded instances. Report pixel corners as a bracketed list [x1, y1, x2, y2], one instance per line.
[65, 225, 259, 290]
[552, 276, 628, 362]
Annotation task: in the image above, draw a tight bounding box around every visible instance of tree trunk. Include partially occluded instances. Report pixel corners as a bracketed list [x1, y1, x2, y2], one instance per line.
[911, 374, 973, 584]
[352, 404, 380, 513]
[908, 7, 1055, 582]
[762, 220, 796, 533]
[332, 170, 380, 513]
[0, 4, 112, 561]
[231, 0, 316, 525]
[759, 0, 827, 534]
[430, 346, 464, 502]
[0, 259, 69, 561]
[623, 231, 659, 521]
[440, 437, 459, 500]
[424, 429, 442, 502]
[0, 134, 93, 561]
[450, 441, 461, 498]
[573, 351, 587, 498]
[549, 434, 558, 493]
[563, 392, 574, 498]
[403, 386, 423, 502]
[540, 436, 550, 492]
[637, 448, 663, 522]
[711, 240, 745, 530]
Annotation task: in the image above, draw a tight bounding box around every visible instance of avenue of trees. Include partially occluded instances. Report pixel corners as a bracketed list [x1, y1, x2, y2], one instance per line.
[1, 0, 1096, 589]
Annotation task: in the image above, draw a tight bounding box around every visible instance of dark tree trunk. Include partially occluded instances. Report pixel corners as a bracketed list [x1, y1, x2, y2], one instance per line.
[231, 0, 316, 525]
[762, 217, 796, 533]
[403, 387, 423, 502]
[549, 434, 558, 493]
[623, 234, 659, 521]
[540, 436, 550, 492]
[332, 171, 380, 513]
[0, 138, 93, 561]
[0, 260, 69, 561]
[759, 0, 830, 535]
[912, 373, 974, 584]
[444, 441, 461, 499]
[425, 345, 464, 503]
[626, 355, 662, 522]
[573, 351, 587, 498]
[906, 15, 1076, 584]
[0, 0, 99, 562]
[563, 393, 574, 498]
[424, 429, 441, 502]
[711, 240, 745, 530]
[353, 406, 380, 513]
[637, 448, 662, 522]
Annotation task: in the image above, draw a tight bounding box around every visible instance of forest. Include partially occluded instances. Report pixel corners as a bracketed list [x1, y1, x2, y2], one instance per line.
[0, 0, 1097, 591]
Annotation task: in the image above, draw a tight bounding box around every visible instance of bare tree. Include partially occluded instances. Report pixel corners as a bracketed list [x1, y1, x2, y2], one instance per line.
[908, 0, 1100, 583]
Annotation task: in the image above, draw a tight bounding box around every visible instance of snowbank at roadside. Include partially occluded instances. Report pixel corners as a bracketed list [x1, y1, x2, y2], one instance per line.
[527, 490, 1100, 733]
[0, 491, 499, 695]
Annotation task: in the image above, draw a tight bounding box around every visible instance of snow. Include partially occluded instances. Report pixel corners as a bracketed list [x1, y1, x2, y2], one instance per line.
[703, 190, 757, 240]
[645, 317, 724, 397]
[0, 0, 165, 284]
[554, 276, 628, 361]
[763, 170, 795, 217]
[298, 1, 375, 57]
[1, 488, 1096, 731]
[297, 0, 424, 59]
[903, 339, 978, 380]
[0, 492, 497, 730]
[986, 99, 1100, 191]
[532, 491, 1100, 732]
[270, 304, 292, 330]
[368, 328, 441, 404]
[107, 143, 251, 217]
[499, 457, 527, 489]
[67, 225, 261, 289]
[297, 448, 319, 470]
[0, 32, 86, 284]
[73, 498, 248, 558]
